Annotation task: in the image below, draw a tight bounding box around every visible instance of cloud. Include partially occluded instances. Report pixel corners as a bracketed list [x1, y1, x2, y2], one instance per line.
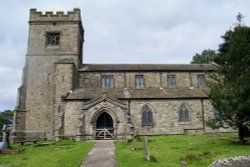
[1, 0, 250, 110]
[0, 66, 21, 111]
[0, 38, 24, 111]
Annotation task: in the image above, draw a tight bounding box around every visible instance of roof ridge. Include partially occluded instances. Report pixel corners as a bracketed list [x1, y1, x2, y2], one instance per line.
[79, 64, 216, 72]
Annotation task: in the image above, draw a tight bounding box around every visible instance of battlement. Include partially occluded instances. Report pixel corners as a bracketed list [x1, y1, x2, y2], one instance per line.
[29, 8, 81, 22]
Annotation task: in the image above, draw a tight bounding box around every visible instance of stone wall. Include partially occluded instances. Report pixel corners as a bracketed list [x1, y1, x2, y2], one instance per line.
[83, 100, 127, 140]
[13, 9, 83, 139]
[64, 101, 82, 137]
[79, 71, 209, 89]
[54, 63, 76, 137]
[61, 98, 215, 139]
[129, 99, 211, 135]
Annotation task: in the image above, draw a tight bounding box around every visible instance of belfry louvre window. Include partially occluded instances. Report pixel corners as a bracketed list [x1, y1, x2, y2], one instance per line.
[135, 75, 144, 88]
[141, 104, 153, 126]
[197, 74, 206, 87]
[46, 32, 60, 46]
[167, 75, 176, 88]
[101, 75, 114, 89]
[178, 103, 190, 123]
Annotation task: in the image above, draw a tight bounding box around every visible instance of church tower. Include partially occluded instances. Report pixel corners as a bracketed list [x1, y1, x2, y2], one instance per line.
[11, 9, 84, 140]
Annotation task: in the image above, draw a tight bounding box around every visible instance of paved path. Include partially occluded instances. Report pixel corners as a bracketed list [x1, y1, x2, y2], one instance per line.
[80, 140, 117, 167]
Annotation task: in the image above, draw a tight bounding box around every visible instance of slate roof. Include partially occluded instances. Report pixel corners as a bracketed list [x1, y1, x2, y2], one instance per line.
[79, 64, 217, 72]
[64, 87, 209, 100]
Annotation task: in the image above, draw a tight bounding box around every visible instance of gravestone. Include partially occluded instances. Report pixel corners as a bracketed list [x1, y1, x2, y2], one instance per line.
[180, 161, 187, 167]
[143, 136, 150, 161]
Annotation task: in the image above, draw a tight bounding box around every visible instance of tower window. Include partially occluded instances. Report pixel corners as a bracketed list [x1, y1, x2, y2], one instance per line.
[135, 75, 144, 88]
[46, 32, 60, 46]
[101, 75, 114, 89]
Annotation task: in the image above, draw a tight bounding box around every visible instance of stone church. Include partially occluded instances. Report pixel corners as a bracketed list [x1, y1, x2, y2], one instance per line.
[11, 8, 217, 141]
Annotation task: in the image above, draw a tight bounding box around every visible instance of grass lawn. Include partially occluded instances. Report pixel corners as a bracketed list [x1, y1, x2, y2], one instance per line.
[0, 140, 94, 167]
[116, 133, 250, 167]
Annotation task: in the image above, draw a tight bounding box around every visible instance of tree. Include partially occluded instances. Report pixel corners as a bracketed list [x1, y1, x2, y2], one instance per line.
[191, 49, 217, 64]
[208, 15, 250, 144]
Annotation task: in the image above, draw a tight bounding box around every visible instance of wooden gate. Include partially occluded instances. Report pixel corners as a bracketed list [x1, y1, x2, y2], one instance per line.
[95, 128, 115, 140]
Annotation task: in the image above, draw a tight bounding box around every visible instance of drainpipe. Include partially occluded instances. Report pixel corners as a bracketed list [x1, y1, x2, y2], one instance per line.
[201, 99, 205, 133]
[127, 99, 134, 135]
[128, 99, 131, 125]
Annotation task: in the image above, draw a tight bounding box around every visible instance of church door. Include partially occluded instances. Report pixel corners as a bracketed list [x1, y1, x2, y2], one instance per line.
[95, 112, 115, 140]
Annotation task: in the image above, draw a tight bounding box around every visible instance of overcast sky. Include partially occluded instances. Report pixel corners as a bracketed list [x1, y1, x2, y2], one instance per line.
[0, 0, 250, 111]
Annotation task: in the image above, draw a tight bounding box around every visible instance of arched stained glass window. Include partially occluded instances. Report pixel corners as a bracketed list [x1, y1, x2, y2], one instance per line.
[178, 103, 191, 123]
[141, 104, 153, 126]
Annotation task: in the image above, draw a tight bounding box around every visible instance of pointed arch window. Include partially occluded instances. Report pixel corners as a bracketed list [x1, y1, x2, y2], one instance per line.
[141, 104, 153, 126]
[178, 103, 191, 123]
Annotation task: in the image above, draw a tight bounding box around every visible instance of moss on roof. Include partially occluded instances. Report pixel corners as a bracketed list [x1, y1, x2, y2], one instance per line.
[79, 64, 216, 72]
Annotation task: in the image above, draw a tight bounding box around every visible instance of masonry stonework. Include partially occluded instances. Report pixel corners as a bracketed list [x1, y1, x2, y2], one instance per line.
[12, 9, 221, 142]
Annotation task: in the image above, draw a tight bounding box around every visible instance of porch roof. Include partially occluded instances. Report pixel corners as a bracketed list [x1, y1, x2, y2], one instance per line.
[64, 87, 209, 100]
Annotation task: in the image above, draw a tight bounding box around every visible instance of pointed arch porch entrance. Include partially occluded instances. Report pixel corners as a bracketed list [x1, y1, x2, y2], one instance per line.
[93, 110, 116, 140]
[96, 112, 113, 129]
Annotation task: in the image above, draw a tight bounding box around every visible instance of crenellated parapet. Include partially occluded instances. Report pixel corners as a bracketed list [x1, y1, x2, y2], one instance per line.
[29, 8, 81, 23]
